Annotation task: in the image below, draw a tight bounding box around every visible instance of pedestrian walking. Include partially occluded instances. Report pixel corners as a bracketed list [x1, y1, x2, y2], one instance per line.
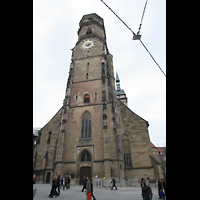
[68, 174, 71, 189]
[156, 179, 158, 190]
[48, 176, 59, 198]
[82, 176, 87, 192]
[33, 174, 36, 184]
[63, 175, 68, 190]
[86, 177, 92, 200]
[110, 177, 117, 190]
[141, 178, 145, 198]
[56, 174, 60, 195]
[90, 178, 96, 200]
[146, 177, 152, 200]
[141, 182, 150, 200]
[156, 179, 162, 199]
[141, 178, 144, 188]
[145, 177, 150, 187]
[161, 178, 166, 196]
[60, 177, 64, 189]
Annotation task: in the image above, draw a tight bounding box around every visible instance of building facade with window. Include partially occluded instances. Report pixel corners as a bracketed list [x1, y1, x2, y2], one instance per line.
[33, 13, 163, 186]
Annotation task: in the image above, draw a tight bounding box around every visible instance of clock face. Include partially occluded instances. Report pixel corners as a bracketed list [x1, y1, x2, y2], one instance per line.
[81, 40, 95, 50]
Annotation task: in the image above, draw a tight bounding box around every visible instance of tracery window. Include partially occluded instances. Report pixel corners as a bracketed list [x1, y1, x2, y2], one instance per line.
[81, 151, 91, 162]
[122, 134, 132, 167]
[81, 112, 91, 138]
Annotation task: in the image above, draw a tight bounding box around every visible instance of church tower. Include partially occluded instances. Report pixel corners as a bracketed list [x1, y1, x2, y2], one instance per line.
[57, 13, 125, 186]
[33, 13, 162, 186]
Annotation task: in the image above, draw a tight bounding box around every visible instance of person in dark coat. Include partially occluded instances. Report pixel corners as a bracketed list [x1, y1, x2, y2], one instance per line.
[157, 179, 162, 199]
[82, 176, 87, 192]
[161, 178, 166, 196]
[141, 178, 145, 198]
[141, 182, 150, 200]
[48, 177, 58, 198]
[90, 179, 96, 200]
[141, 178, 144, 188]
[68, 174, 71, 189]
[56, 175, 60, 195]
[111, 177, 117, 190]
[60, 178, 64, 188]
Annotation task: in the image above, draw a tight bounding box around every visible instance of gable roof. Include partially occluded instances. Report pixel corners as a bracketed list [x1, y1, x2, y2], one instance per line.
[150, 142, 166, 156]
[38, 106, 63, 133]
[151, 142, 158, 148]
[117, 98, 149, 125]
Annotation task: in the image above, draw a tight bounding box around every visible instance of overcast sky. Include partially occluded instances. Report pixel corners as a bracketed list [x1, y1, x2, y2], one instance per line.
[33, 0, 166, 147]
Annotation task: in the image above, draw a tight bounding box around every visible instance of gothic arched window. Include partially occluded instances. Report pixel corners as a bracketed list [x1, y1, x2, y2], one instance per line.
[122, 134, 132, 167]
[81, 151, 91, 162]
[81, 112, 91, 138]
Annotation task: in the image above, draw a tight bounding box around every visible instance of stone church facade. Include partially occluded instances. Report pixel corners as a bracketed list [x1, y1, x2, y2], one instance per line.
[33, 13, 163, 186]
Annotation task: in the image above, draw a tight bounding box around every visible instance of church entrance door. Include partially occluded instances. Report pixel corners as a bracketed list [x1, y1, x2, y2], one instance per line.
[80, 166, 91, 185]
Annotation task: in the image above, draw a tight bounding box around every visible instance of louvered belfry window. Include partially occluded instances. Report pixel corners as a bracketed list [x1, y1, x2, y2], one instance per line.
[84, 94, 90, 103]
[86, 28, 92, 34]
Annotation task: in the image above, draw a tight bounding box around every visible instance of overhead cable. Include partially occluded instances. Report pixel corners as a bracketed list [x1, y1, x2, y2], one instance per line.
[139, 40, 166, 77]
[100, 0, 136, 36]
[137, 0, 148, 35]
[100, 0, 166, 77]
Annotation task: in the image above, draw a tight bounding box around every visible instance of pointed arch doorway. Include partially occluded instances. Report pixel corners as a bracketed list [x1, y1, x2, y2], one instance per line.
[79, 150, 92, 185]
[80, 166, 91, 185]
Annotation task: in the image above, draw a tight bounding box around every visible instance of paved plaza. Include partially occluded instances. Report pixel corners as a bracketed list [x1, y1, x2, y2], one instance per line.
[33, 184, 166, 200]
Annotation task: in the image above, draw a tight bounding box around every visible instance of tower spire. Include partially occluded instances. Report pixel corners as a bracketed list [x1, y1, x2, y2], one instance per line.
[116, 72, 120, 83]
[116, 72, 121, 91]
[115, 72, 127, 106]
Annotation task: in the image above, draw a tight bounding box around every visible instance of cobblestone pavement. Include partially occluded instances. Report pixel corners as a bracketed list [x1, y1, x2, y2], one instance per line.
[33, 184, 166, 200]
